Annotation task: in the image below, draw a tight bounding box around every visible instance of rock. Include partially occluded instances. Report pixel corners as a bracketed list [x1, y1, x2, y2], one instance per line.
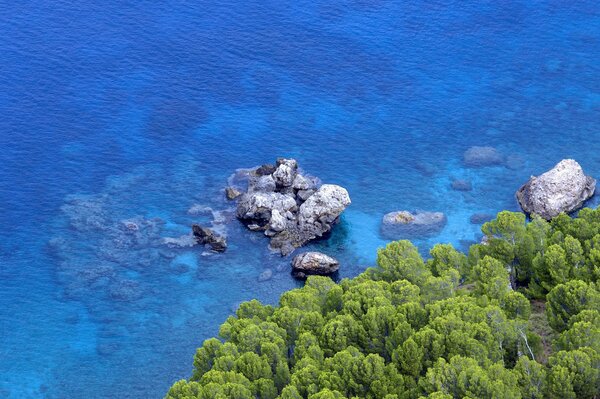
[268, 209, 287, 232]
[505, 154, 525, 171]
[451, 179, 472, 191]
[248, 174, 276, 193]
[225, 187, 242, 200]
[516, 159, 596, 220]
[192, 224, 227, 252]
[463, 146, 504, 167]
[237, 192, 298, 228]
[109, 280, 143, 302]
[298, 184, 351, 231]
[255, 164, 276, 176]
[272, 158, 298, 187]
[297, 189, 315, 201]
[415, 162, 436, 176]
[291, 252, 339, 278]
[292, 174, 316, 191]
[381, 210, 447, 238]
[470, 213, 494, 224]
[120, 220, 139, 232]
[258, 268, 273, 282]
[232, 158, 351, 255]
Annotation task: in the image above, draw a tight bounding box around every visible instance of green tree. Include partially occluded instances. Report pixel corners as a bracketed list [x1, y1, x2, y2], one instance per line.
[546, 280, 600, 332]
[370, 240, 429, 285]
[547, 349, 600, 399]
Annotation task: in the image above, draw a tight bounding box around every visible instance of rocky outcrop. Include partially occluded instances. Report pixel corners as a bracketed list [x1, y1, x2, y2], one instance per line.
[381, 210, 447, 239]
[516, 159, 596, 220]
[192, 224, 227, 252]
[463, 146, 504, 167]
[291, 252, 339, 279]
[231, 158, 351, 255]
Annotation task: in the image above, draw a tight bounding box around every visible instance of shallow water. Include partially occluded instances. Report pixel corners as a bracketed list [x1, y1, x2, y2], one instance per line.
[1, 1, 600, 397]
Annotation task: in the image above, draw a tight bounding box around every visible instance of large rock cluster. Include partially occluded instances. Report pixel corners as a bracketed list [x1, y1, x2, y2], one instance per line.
[230, 158, 351, 255]
[516, 159, 596, 220]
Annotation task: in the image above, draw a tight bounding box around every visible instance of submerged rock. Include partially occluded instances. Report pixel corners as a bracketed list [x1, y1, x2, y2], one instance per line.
[258, 268, 273, 282]
[463, 146, 504, 167]
[381, 210, 447, 238]
[162, 234, 197, 248]
[291, 252, 339, 279]
[451, 179, 472, 191]
[516, 159, 596, 220]
[470, 213, 494, 224]
[192, 224, 227, 252]
[229, 158, 351, 255]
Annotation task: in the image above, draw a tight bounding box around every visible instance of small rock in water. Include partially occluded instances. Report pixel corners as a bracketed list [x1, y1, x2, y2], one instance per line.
[381, 210, 447, 238]
[516, 159, 596, 220]
[291, 252, 339, 279]
[451, 179, 472, 191]
[225, 186, 242, 200]
[470, 213, 494, 224]
[192, 224, 227, 252]
[463, 146, 504, 167]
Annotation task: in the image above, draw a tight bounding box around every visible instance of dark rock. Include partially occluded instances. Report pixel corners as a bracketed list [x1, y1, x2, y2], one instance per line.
[516, 159, 596, 220]
[225, 186, 242, 200]
[463, 146, 504, 167]
[470, 213, 494, 224]
[291, 252, 339, 278]
[381, 210, 447, 238]
[255, 164, 276, 176]
[192, 224, 227, 252]
[451, 179, 472, 191]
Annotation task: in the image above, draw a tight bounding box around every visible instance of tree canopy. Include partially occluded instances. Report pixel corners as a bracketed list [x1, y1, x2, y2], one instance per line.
[166, 210, 600, 399]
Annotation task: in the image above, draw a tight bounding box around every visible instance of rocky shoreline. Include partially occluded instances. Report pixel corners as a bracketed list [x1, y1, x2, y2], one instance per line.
[185, 155, 597, 279]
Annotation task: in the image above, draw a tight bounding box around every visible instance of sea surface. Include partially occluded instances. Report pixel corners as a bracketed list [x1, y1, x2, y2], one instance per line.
[1, 1, 600, 398]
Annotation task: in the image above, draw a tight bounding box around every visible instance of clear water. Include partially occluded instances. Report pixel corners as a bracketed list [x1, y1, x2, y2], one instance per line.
[1, 1, 600, 397]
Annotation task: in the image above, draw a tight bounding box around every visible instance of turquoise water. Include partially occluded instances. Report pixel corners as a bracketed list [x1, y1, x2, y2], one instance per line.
[1, 1, 600, 397]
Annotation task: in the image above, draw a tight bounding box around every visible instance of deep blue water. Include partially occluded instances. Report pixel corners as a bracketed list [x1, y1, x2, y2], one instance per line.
[1, 1, 600, 397]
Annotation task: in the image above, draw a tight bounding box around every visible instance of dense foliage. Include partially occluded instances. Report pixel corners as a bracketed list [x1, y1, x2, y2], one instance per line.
[166, 210, 600, 399]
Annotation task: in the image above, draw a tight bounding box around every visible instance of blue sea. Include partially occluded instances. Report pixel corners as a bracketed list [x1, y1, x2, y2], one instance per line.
[1, 1, 600, 397]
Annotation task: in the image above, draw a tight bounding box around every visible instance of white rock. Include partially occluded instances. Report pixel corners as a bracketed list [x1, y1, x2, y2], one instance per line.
[516, 159, 595, 220]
